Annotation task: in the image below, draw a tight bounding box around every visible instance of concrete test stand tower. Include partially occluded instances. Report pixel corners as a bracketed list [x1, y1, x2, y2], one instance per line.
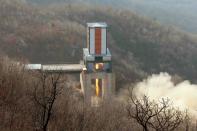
[25, 22, 115, 107]
[80, 22, 115, 106]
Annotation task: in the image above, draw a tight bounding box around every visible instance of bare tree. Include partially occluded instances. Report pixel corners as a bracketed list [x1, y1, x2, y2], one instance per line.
[183, 110, 190, 131]
[127, 92, 157, 131]
[0, 57, 34, 131]
[32, 72, 63, 131]
[150, 98, 184, 131]
[127, 88, 185, 131]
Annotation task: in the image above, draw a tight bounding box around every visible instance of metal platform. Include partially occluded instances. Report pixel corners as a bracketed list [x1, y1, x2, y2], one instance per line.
[25, 64, 85, 73]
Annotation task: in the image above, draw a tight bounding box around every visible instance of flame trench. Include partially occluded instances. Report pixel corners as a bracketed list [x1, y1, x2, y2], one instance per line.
[95, 63, 102, 97]
[95, 63, 99, 70]
[96, 78, 99, 97]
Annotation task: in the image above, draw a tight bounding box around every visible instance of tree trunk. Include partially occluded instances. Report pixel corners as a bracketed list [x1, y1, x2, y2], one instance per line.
[143, 125, 149, 131]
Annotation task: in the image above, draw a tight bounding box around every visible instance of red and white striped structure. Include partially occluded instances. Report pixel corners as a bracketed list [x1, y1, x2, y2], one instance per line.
[87, 23, 107, 55]
[83, 22, 111, 72]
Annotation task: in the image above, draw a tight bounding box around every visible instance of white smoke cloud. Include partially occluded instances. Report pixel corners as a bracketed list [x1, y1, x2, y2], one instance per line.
[134, 72, 197, 117]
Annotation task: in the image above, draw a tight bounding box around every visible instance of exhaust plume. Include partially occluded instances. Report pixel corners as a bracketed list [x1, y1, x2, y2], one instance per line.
[133, 72, 197, 117]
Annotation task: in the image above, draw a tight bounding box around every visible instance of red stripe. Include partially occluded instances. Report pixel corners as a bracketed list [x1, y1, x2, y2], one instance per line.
[95, 28, 101, 55]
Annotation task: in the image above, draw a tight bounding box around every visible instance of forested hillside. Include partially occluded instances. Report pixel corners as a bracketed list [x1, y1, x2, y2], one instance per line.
[27, 0, 197, 33]
[1, 0, 197, 85]
[1, 1, 197, 130]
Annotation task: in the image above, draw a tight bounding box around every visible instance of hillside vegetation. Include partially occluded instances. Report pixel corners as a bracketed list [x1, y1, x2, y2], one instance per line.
[0, 56, 192, 131]
[27, 0, 197, 33]
[1, 1, 197, 130]
[1, 0, 197, 85]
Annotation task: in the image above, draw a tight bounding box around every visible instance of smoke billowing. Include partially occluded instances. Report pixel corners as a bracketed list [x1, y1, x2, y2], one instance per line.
[133, 72, 197, 118]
